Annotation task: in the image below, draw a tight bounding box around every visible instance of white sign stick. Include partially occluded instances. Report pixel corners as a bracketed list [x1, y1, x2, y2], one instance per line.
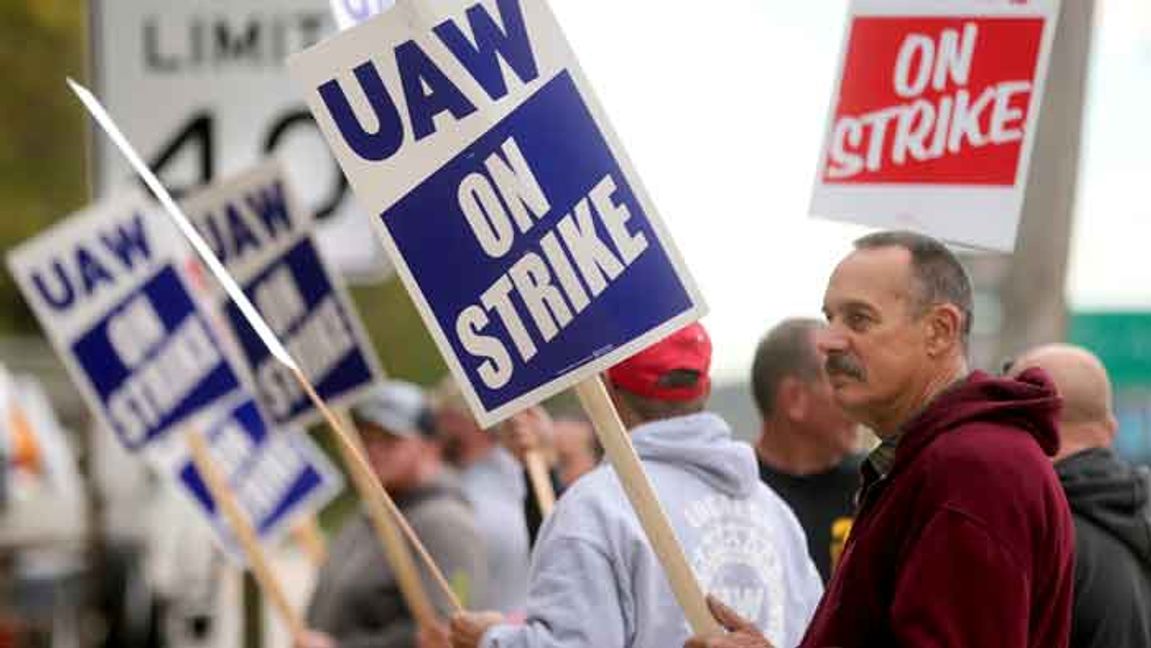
[185, 427, 306, 643]
[67, 78, 296, 371]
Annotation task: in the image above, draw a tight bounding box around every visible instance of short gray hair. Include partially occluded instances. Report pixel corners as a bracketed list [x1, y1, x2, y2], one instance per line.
[853, 230, 973, 346]
[750, 318, 822, 418]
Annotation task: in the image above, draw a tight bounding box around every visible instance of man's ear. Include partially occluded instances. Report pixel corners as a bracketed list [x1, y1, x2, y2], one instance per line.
[360, 434, 384, 473]
[1105, 413, 1119, 443]
[780, 376, 808, 422]
[924, 302, 964, 358]
[602, 374, 637, 428]
[602, 373, 621, 408]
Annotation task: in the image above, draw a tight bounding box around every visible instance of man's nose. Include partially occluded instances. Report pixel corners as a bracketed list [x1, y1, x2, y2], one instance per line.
[816, 325, 848, 354]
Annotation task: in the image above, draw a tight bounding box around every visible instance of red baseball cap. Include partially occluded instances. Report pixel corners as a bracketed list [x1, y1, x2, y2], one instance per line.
[608, 323, 712, 402]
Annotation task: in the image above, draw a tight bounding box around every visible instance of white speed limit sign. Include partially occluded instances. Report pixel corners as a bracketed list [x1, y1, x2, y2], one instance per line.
[91, 0, 390, 280]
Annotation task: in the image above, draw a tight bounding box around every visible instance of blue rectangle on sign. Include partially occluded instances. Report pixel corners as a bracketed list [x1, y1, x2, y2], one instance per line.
[225, 238, 375, 425]
[384, 71, 694, 412]
[178, 398, 327, 537]
[71, 266, 241, 450]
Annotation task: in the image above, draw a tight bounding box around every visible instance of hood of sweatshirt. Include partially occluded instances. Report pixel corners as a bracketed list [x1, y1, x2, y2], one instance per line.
[629, 411, 760, 499]
[894, 368, 1063, 473]
[1057, 446, 1151, 564]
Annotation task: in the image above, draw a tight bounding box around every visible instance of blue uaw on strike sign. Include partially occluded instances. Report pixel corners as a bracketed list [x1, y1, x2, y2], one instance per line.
[290, 0, 705, 425]
[150, 392, 342, 561]
[182, 163, 381, 427]
[6, 192, 243, 451]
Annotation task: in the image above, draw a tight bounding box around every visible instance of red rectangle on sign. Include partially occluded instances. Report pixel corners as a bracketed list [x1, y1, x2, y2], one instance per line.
[823, 17, 1044, 186]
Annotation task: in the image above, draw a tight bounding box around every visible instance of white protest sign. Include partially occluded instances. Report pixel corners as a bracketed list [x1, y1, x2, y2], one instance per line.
[74, 79, 468, 617]
[810, 0, 1061, 251]
[288, 0, 706, 426]
[91, 0, 389, 279]
[6, 192, 245, 451]
[330, 0, 396, 31]
[147, 392, 343, 562]
[181, 163, 382, 427]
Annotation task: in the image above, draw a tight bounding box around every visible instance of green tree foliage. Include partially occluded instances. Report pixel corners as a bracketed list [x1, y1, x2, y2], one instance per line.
[0, 0, 88, 334]
[349, 277, 446, 385]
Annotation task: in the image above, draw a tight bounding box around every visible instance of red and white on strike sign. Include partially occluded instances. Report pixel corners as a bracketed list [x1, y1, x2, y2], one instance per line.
[826, 17, 1044, 185]
[810, 0, 1061, 252]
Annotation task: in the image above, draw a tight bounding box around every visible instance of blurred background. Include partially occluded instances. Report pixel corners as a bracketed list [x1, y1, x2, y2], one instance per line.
[0, 0, 1147, 646]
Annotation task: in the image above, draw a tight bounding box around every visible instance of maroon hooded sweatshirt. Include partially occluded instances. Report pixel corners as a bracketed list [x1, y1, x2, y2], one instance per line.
[800, 369, 1075, 647]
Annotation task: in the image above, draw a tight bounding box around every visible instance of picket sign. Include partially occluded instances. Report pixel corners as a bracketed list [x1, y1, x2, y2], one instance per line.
[810, 0, 1062, 251]
[182, 163, 443, 622]
[329, 0, 564, 521]
[4, 187, 346, 581]
[5, 191, 239, 452]
[69, 79, 462, 618]
[330, 0, 396, 30]
[185, 427, 307, 642]
[331, 0, 559, 576]
[288, 0, 716, 634]
[181, 162, 382, 429]
[152, 394, 343, 563]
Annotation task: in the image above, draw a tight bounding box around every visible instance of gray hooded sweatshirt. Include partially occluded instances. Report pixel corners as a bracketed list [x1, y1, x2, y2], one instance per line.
[481, 412, 823, 648]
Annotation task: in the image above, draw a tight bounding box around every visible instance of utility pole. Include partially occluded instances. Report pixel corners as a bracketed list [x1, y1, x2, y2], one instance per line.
[996, 0, 1097, 360]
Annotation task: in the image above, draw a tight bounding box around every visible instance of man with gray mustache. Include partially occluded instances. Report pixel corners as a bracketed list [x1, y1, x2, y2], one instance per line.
[823, 352, 865, 382]
[687, 230, 1075, 648]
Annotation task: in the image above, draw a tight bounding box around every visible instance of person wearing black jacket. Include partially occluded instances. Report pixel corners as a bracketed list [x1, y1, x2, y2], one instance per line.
[1009, 344, 1151, 648]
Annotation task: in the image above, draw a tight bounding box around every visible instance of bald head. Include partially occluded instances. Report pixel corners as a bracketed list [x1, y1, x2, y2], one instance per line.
[1009, 343, 1117, 459]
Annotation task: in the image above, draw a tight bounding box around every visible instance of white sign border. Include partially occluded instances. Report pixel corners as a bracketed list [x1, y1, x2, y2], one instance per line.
[147, 390, 345, 564]
[180, 160, 386, 429]
[5, 191, 240, 451]
[289, 0, 706, 427]
[809, 0, 1062, 253]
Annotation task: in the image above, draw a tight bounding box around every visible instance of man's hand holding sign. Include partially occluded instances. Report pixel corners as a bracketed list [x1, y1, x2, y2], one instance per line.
[684, 597, 776, 648]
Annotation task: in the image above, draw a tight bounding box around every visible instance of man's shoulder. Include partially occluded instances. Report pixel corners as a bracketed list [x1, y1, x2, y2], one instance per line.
[1073, 513, 1150, 575]
[749, 479, 822, 549]
[541, 464, 646, 540]
[1071, 514, 1151, 623]
[405, 483, 477, 534]
[553, 465, 624, 513]
[747, 476, 798, 515]
[331, 511, 374, 545]
[905, 420, 1068, 530]
[918, 418, 1053, 475]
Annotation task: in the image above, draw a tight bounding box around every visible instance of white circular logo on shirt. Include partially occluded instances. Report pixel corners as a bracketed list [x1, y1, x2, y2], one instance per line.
[685, 495, 787, 641]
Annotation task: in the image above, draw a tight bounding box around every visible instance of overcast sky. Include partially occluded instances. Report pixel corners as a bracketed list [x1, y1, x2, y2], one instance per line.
[550, 0, 1151, 383]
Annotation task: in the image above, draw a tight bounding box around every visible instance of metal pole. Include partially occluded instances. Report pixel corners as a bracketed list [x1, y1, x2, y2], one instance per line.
[82, 3, 109, 646]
